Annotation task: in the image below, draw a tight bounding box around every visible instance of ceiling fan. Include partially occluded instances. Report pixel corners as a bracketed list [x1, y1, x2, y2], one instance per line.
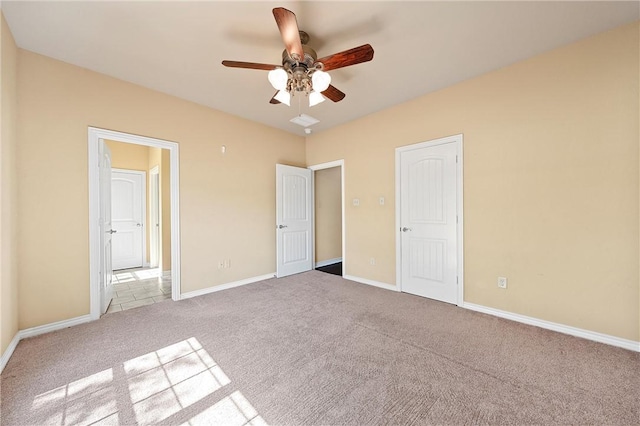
[222, 7, 374, 107]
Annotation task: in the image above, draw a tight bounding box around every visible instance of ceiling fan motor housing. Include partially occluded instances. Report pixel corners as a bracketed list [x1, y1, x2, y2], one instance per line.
[281, 46, 318, 68]
[280, 33, 322, 94]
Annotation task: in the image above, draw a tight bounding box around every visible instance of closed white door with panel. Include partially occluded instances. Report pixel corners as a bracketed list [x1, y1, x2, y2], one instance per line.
[399, 139, 460, 304]
[112, 169, 145, 270]
[276, 164, 313, 277]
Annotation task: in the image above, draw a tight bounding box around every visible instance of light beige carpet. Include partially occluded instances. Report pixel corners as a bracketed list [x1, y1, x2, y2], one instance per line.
[1, 271, 638, 425]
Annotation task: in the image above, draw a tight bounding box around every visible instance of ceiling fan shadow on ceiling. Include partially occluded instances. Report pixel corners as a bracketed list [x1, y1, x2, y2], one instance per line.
[222, 7, 374, 108]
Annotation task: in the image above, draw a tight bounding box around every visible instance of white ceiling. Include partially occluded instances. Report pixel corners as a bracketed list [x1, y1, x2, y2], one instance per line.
[2, 1, 638, 136]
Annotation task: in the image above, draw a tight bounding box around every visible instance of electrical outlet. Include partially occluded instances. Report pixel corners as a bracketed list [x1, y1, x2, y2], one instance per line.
[370, 257, 376, 266]
[379, 197, 385, 205]
[225, 259, 231, 268]
[353, 198, 360, 206]
[498, 277, 507, 289]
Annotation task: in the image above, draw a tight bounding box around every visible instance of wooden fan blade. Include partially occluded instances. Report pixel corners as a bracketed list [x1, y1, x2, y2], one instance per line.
[222, 60, 279, 71]
[273, 7, 304, 60]
[322, 85, 346, 102]
[315, 44, 374, 71]
[269, 91, 281, 104]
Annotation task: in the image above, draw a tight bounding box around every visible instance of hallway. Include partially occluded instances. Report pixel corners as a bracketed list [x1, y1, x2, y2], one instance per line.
[107, 268, 171, 313]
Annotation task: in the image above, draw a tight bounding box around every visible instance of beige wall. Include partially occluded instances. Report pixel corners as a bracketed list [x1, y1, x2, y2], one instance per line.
[17, 50, 305, 329]
[314, 167, 342, 263]
[0, 13, 19, 354]
[306, 22, 640, 341]
[4, 17, 638, 346]
[106, 139, 150, 172]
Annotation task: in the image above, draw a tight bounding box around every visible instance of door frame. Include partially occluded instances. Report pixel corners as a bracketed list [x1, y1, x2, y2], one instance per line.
[111, 168, 147, 269]
[149, 165, 160, 269]
[308, 160, 345, 276]
[395, 135, 464, 305]
[88, 127, 181, 320]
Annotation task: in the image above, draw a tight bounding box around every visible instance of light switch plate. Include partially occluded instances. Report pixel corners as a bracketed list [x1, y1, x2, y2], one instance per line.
[353, 198, 360, 206]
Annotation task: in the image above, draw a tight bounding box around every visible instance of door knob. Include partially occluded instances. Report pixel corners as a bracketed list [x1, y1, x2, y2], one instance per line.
[136, 223, 142, 227]
[107, 229, 117, 234]
[401, 227, 412, 232]
[277, 225, 288, 229]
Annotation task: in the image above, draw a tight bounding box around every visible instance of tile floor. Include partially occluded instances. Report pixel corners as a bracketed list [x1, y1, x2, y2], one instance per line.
[106, 267, 172, 314]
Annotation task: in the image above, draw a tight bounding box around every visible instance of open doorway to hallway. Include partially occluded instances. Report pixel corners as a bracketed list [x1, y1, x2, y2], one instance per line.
[105, 140, 172, 274]
[104, 140, 172, 313]
[88, 127, 181, 321]
[311, 162, 344, 277]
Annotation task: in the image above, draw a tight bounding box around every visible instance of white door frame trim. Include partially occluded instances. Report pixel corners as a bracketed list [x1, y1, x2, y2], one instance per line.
[308, 160, 345, 276]
[111, 168, 147, 269]
[88, 127, 181, 320]
[149, 165, 160, 269]
[395, 134, 464, 305]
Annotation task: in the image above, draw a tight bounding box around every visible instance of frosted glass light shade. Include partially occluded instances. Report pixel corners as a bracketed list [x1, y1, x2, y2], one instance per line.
[309, 91, 325, 107]
[274, 90, 290, 106]
[311, 70, 331, 92]
[268, 68, 288, 91]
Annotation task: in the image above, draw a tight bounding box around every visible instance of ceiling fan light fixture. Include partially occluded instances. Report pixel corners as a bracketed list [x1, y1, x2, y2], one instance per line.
[311, 70, 331, 92]
[222, 8, 373, 108]
[274, 90, 291, 106]
[268, 68, 288, 90]
[308, 90, 325, 107]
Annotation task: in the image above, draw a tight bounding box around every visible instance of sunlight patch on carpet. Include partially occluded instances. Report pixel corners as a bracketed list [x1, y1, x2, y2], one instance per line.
[32, 368, 116, 424]
[30, 337, 264, 425]
[180, 391, 267, 426]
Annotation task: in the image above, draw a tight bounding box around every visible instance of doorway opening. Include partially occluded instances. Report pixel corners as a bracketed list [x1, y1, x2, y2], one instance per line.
[309, 160, 345, 277]
[88, 127, 181, 320]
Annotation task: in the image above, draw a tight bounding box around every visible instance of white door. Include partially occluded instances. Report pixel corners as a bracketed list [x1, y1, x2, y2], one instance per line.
[276, 164, 313, 277]
[112, 170, 145, 270]
[149, 167, 160, 269]
[399, 139, 460, 304]
[99, 140, 114, 314]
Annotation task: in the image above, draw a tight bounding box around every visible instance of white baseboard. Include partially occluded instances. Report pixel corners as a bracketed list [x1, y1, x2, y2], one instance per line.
[1, 314, 94, 374]
[315, 258, 342, 268]
[4, 285, 635, 378]
[462, 302, 640, 352]
[181, 273, 275, 300]
[344, 274, 399, 292]
[19, 314, 93, 339]
[0, 333, 20, 374]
